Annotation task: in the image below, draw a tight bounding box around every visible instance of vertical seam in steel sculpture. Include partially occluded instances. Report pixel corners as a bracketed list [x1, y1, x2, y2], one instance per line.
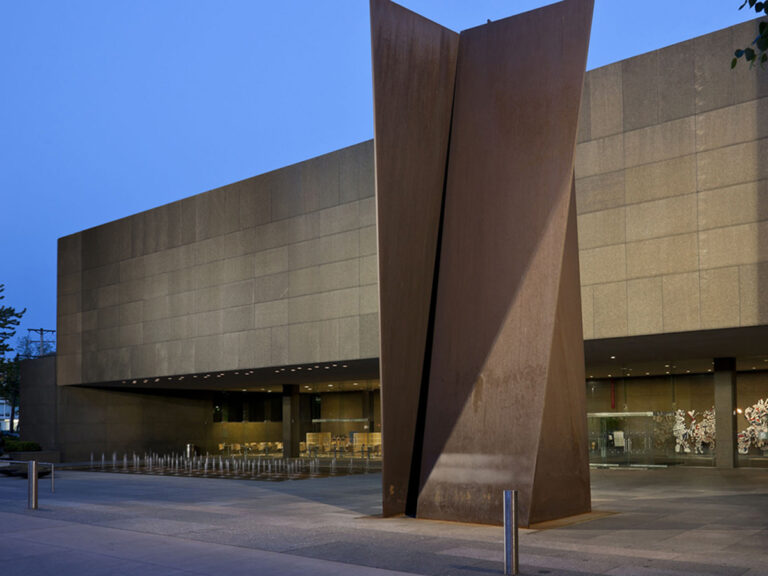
[405, 82, 457, 518]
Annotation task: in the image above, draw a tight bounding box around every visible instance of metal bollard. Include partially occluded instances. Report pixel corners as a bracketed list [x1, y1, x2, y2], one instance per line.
[28, 461, 38, 510]
[503, 490, 519, 575]
[51, 464, 55, 493]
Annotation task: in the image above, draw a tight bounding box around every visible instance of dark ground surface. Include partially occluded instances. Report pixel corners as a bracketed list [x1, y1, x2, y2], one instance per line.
[2, 467, 768, 575]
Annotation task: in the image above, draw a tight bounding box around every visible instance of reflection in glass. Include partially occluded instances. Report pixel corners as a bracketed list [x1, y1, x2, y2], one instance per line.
[208, 381, 382, 459]
[737, 371, 768, 468]
[586, 374, 715, 466]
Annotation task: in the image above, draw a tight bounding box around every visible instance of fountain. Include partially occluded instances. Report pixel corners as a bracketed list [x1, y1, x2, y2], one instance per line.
[82, 447, 381, 481]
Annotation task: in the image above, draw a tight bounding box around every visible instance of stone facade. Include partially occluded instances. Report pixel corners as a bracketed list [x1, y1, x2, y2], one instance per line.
[40, 17, 768, 472]
[57, 141, 377, 386]
[576, 19, 768, 340]
[57, 21, 768, 389]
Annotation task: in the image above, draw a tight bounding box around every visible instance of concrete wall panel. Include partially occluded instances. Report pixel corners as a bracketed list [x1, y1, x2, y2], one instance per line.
[627, 276, 663, 336]
[622, 52, 658, 131]
[624, 155, 697, 205]
[578, 74, 591, 143]
[118, 323, 143, 348]
[253, 301, 288, 329]
[580, 244, 626, 285]
[730, 19, 768, 104]
[338, 316, 361, 360]
[20, 357, 58, 450]
[593, 281, 628, 338]
[626, 233, 699, 279]
[624, 117, 695, 168]
[237, 328, 271, 367]
[339, 140, 375, 203]
[302, 153, 340, 213]
[359, 313, 379, 359]
[700, 220, 768, 270]
[252, 247, 289, 278]
[196, 187, 241, 241]
[697, 138, 768, 192]
[58, 234, 82, 275]
[694, 27, 734, 114]
[167, 314, 194, 341]
[700, 267, 741, 329]
[58, 313, 82, 337]
[58, 141, 376, 386]
[247, 216, 311, 254]
[359, 284, 378, 315]
[359, 254, 378, 286]
[576, 207, 625, 250]
[740, 263, 768, 325]
[662, 272, 701, 332]
[237, 177, 272, 229]
[268, 165, 304, 222]
[194, 311, 222, 337]
[626, 194, 697, 242]
[696, 97, 768, 152]
[359, 226, 377, 256]
[52, 385, 212, 461]
[589, 63, 623, 138]
[658, 39, 695, 124]
[310, 201, 362, 238]
[574, 134, 624, 178]
[581, 286, 594, 339]
[195, 231, 244, 266]
[698, 180, 768, 230]
[288, 230, 359, 270]
[82, 263, 120, 291]
[574, 171, 625, 214]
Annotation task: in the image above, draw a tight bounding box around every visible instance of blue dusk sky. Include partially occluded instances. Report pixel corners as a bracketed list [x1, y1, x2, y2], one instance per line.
[0, 1, 760, 350]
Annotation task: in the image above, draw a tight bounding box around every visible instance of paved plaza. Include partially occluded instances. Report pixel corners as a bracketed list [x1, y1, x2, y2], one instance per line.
[2, 466, 768, 575]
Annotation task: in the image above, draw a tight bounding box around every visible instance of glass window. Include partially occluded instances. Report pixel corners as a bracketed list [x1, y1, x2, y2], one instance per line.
[211, 390, 283, 457]
[300, 380, 381, 459]
[587, 374, 714, 467]
[736, 371, 768, 468]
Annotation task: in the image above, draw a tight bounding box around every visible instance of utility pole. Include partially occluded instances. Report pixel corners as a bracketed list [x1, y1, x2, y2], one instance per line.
[27, 328, 56, 358]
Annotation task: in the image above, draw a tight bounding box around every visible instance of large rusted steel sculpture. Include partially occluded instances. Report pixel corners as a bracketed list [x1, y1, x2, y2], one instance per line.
[372, 0, 594, 526]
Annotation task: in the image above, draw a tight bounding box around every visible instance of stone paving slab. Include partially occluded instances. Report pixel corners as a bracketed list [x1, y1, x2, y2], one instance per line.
[1, 467, 768, 575]
[0, 511, 416, 576]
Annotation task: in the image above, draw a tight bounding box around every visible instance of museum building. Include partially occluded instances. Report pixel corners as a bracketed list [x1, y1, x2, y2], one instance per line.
[21, 17, 768, 470]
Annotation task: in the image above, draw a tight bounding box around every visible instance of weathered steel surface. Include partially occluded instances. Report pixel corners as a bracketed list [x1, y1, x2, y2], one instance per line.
[416, 0, 594, 526]
[370, 0, 459, 517]
[528, 181, 591, 524]
[372, 0, 593, 525]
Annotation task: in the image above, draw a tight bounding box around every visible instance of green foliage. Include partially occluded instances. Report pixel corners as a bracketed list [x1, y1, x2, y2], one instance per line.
[0, 357, 20, 398]
[0, 284, 25, 358]
[0, 286, 25, 433]
[0, 356, 21, 433]
[732, 2, 768, 68]
[4, 439, 42, 452]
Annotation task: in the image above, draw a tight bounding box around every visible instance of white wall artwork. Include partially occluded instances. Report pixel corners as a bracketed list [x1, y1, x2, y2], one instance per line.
[672, 408, 716, 454]
[737, 399, 768, 455]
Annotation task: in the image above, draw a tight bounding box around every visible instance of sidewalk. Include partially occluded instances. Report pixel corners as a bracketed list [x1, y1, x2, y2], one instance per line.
[2, 467, 767, 575]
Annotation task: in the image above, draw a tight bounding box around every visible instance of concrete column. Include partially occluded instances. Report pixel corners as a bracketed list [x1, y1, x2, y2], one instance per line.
[361, 390, 374, 432]
[242, 393, 250, 423]
[361, 390, 375, 458]
[282, 385, 300, 458]
[714, 357, 737, 469]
